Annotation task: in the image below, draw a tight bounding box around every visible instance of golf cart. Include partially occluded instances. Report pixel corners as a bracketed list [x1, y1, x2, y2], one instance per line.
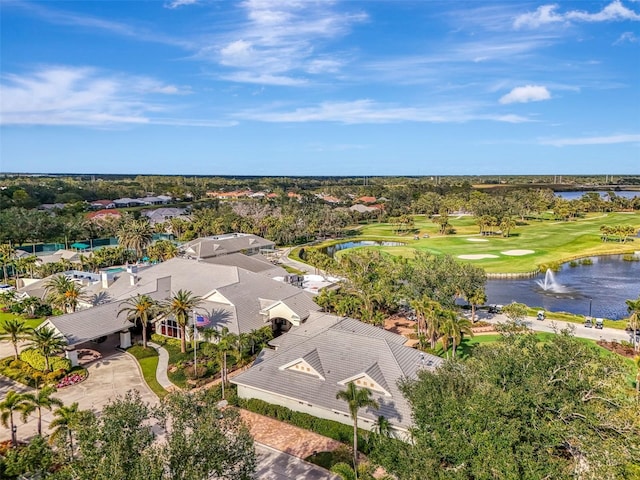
[536, 310, 545, 321]
[595, 318, 604, 329]
[584, 317, 593, 328]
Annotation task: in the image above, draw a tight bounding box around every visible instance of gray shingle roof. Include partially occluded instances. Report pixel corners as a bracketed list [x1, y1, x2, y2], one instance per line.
[232, 317, 443, 429]
[203, 253, 287, 278]
[180, 234, 275, 259]
[41, 302, 134, 346]
[99, 258, 319, 336]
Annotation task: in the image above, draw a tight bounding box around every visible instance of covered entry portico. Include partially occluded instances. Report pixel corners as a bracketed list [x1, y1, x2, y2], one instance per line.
[38, 302, 135, 367]
[259, 300, 303, 337]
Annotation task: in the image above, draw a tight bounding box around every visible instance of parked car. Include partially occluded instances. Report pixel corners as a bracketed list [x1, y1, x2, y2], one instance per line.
[536, 310, 545, 321]
[595, 318, 604, 329]
[584, 317, 593, 328]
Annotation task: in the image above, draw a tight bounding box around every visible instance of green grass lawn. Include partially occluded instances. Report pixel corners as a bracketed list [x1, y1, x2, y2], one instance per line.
[0, 311, 46, 332]
[127, 345, 168, 399]
[350, 212, 640, 273]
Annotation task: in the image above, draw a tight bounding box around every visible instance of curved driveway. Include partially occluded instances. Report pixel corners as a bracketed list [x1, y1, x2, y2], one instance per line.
[0, 350, 158, 442]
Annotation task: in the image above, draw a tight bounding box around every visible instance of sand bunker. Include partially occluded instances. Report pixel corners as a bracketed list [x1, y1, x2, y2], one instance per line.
[467, 238, 489, 242]
[501, 249, 534, 256]
[458, 254, 499, 260]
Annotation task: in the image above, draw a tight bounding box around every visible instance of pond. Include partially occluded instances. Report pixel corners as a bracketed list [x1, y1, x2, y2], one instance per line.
[319, 240, 405, 257]
[555, 190, 639, 200]
[486, 255, 640, 320]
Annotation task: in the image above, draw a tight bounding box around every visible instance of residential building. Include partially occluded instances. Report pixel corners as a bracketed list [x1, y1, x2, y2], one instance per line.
[179, 233, 276, 260]
[232, 312, 443, 437]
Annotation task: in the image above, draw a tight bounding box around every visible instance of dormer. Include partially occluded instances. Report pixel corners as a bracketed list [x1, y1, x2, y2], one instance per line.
[279, 348, 325, 380]
[338, 363, 391, 397]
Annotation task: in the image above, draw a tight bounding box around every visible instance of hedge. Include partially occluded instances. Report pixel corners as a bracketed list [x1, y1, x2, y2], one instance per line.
[19, 349, 71, 373]
[238, 397, 369, 450]
[150, 333, 182, 350]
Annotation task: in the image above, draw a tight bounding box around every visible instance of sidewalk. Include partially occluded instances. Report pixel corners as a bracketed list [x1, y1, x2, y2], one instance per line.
[147, 341, 179, 392]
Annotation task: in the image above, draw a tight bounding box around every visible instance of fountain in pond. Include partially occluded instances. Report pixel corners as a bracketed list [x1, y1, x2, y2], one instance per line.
[536, 269, 569, 293]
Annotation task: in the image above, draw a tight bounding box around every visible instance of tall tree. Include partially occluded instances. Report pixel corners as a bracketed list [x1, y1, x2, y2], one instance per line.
[375, 330, 640, 479]
[336, 382, 380, 477]
[49, 402, 81, 460]
[118, 294, 157, 349]
[25, 326, 66, 372]
[162, 290, 203, 353]
[117, 218, 153, 259]
[0, 243, 15, 284]
[21, 385, 63, 436]
[0, 318, 33, 360]
[0, 390, 29, 446]
[44, 274, 85, 313]
[626, 295, 640, 351]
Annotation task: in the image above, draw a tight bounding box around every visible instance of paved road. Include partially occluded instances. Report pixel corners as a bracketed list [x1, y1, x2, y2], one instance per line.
[255, 443, 339, 480]
[478, 312, 637, 344]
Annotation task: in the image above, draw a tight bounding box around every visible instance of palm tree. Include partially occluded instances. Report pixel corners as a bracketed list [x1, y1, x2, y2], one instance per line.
[0, 243, 14, 284]
[215, 327, 239, 398]
[21, 385, 63, 436]
[49, 402, 80, 460]
[26, 326, 67, 372]
[117, 218, 153, 259]
[0, 390, 29, 446]
[0, 318, 33, 360]
[336, 382, 380, 477]
[44, 274, 85, 314]
[626, 296, 640, 351]
[438, 309, 458, 355]
[448, 315, 474, 357]
[162, 289, 202, 353]
[411, 297, 440, 341]
[118, 294, 157, 349]
[467, 289, 487, 323]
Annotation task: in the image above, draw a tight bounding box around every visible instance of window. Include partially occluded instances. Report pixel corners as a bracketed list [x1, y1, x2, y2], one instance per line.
[160, 319, 180, 338]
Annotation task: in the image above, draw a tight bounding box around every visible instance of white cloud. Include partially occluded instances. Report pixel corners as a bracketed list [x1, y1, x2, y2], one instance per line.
[540, 133, 640, 146]
[614, 31, 639, 44]
[164, 0, 199, 9]
[499, 85, 551, 104]
[208, 1, 367, 85]
[235, 99, 532, 124]
[514, 1, 640, 29]
[0, 66, 203, 127]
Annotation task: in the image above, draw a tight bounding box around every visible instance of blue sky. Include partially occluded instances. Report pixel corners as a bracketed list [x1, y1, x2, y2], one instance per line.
[1, 0, 639, 176]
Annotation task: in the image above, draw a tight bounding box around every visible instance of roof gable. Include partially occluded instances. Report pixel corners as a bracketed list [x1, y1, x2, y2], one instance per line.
[279, 349, 325, 380]
[338, 363, 391, 397]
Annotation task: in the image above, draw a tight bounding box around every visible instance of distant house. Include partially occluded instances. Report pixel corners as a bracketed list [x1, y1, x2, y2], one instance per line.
[316, 194, 341, 204]
[142, 207, 188, 225]
[113, 198, 148, 208]
[232, 312, 443, 437]
[349, 204, 380, 214]
[206, 191, 252, 200]
[356, 196, 377, 204]
[139, 196, 171, 205]
[90, 200, 116, 209]
[38, 203, 66, 211]
[179, 233, 276, 259]
[86, 209, 122, 221]
[287, 192, 302, 200]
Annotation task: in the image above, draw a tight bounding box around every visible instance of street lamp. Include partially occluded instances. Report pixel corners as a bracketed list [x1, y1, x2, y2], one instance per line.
[588, 298, 593, 318]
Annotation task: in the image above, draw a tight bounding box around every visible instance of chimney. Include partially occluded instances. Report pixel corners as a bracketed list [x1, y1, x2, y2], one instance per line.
[101, 272, 110, 289]
[126, 264, 138, 286]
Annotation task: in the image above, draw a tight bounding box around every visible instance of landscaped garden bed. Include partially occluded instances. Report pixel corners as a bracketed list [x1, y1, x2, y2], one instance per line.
[596, 340, 637, 359]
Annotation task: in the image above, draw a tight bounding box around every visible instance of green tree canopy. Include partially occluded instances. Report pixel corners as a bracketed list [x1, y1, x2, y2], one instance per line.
[373, 330, 640, 479]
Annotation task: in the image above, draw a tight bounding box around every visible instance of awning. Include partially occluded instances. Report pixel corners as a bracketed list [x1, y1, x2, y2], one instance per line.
[71, 242, 90, 250]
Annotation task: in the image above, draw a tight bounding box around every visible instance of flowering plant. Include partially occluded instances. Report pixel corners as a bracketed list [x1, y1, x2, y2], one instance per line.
[56, 371, 87, 388]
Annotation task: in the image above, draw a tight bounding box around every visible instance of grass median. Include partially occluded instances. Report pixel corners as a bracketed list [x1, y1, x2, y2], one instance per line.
[127, 345, 168, 399]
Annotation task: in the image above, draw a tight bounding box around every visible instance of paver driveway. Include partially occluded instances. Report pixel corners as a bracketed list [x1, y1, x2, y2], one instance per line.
[0, 350, 158, 442]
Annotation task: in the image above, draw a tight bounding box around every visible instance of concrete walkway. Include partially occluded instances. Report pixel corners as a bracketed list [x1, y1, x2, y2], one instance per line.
[147, 341, 178, 391]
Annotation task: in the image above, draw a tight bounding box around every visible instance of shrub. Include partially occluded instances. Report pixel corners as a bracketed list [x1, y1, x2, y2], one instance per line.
[19, 349, 71, 373]
[185, 365, 207, 379]
[56, 370, 87, 388]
